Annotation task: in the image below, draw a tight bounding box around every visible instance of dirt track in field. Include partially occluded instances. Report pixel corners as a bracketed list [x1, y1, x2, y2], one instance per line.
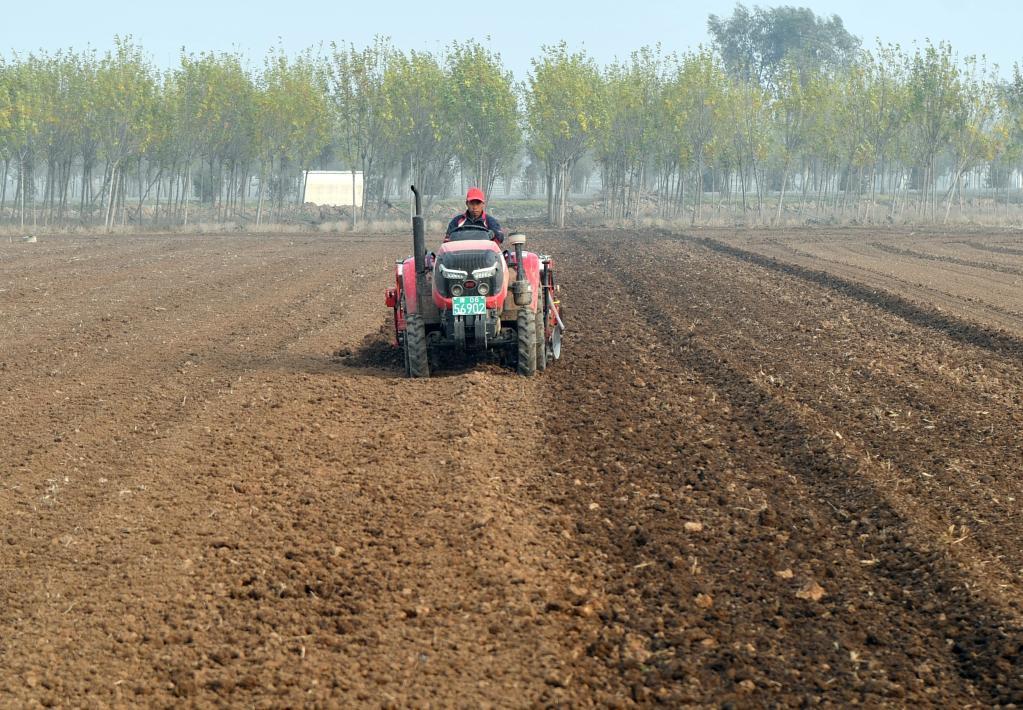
[1, 227, 1022, 706]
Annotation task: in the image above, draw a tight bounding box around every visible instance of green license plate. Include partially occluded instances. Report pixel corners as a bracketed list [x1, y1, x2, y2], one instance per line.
[452, 295, 486, 316]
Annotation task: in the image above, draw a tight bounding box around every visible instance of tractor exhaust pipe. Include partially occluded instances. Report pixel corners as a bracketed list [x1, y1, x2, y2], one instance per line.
[411, 185, 425, 275]
[410, 185, 429, 315]
[508, 233, 532, 306]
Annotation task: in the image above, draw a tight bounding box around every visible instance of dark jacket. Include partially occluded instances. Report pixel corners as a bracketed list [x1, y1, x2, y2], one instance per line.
[445, 211, 505, 244]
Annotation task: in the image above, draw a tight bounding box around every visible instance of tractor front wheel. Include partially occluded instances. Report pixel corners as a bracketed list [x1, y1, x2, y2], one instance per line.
[405, 312, 430, 378]
[516, 308, 536, 376]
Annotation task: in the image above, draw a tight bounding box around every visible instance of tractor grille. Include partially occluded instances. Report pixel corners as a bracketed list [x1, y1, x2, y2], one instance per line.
[435, 250, 503, 298]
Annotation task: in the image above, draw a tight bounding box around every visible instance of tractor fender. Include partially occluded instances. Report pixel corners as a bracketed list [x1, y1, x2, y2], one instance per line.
[399, 257, 440, 321]
[500, 251, 543, 321]
[518, 251, 542, 311]
[399, 258, 420, 313]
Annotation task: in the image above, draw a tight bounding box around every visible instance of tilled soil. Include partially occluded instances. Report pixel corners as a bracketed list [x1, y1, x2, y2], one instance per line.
[2, 228, 1022, 706]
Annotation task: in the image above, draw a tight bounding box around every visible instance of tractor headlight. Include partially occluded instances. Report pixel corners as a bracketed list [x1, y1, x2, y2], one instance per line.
[472, 264, 498, 279]
[440, 264, 468, 280]
[450, 282, 464, 297]
[477, 281, 490, 296]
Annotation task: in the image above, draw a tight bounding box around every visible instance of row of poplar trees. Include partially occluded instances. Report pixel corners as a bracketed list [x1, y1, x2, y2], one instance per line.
[2, 19, 1023, 230]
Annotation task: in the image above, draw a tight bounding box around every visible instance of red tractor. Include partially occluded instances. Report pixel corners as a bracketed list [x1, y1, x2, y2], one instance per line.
[385, 186, 563, 377]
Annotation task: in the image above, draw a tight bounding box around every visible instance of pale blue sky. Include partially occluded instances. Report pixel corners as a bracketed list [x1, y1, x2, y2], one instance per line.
[7, 0, 1022, 78]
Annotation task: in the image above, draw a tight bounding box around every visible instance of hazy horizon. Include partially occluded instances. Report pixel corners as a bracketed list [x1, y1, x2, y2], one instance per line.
[8, 0, 1022, 79]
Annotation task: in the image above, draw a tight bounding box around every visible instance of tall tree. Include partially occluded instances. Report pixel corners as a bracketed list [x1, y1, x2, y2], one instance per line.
[941, 56, 999, 222]
[380, 49, 455, 205]
[93, 37, 158, 230]
[996, 65, 1023, 210]
[328, 36, 392, 215]
[769, 59, 815, 222]
[2, 53, 54, 227]
[661, 49, 729, 222]
[906, 41, 964, 219]
[708, 3, 860, 89]
[596, 46, 664, 220]
[526, 42, 603, 226]
[255, 49, 330, 222]
[444, 41, 520, 199]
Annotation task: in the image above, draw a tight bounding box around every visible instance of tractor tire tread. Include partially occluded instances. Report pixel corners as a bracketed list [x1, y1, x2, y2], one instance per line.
[517, 308, 536, 377]
[405, 313, 430, 378]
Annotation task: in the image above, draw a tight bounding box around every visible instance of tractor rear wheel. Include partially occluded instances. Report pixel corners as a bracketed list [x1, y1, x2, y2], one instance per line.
[405, 312, 430, 378]
[516, 308, 536, 376]
[535, 305, 547, 372]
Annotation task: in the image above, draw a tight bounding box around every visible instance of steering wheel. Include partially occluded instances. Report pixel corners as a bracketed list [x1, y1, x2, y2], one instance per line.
[447, 224, 494, 241]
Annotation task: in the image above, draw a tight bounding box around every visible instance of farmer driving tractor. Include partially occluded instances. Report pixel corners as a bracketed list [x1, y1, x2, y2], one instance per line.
[445, 187, 505, 244]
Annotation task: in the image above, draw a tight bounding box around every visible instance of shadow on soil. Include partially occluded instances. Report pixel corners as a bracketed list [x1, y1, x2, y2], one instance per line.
[336, 321, 514, 378]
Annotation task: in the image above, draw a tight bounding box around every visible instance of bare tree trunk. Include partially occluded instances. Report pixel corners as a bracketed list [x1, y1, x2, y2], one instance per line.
[120, 170, 127, 227]
[169, 165, 178, 221]
[103, 165, 115, 231]
[751, 159, 764, 224]
[103, 161, 116, 230]
[865, 164, 877, 223]
[942, 171, 958, 225]
[547, 163, 555, 225]
[695, 158, 705, 225]
[138, 156, 146, 226]
[0, 158, 8, 214]
[183, 166, 191, 228]
[929, 156, 937, 221]
[256, 160, 267, 226]
[351, 169, 357, 230]
[241, 166, 249, 221]
[798, 161, 810, 218]
[60, 159, 72, 222]
[155, 172, 162, 228]
[79, 163, 89, 222]
[19, 160, 26, 230]
[679, 173, 686, 222]
[556, 162, 568, 228]
[889, 168, 900, 221]
[42, 160, 54, 227]
[738, 154, 748, 217]
[774, 162, 789, 225]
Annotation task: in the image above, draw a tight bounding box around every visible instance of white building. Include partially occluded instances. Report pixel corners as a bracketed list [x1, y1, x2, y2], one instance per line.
[301, 170, 364, 207]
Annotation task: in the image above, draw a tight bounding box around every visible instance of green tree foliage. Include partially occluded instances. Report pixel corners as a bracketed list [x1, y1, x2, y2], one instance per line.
[0, 30, 1018, 230]
[852, 45, 910, 219]
[992, 65, 1023, 200]
[1, 52, 52, 225]
[596, 46, 665, 220]
[328, 37, 392, 214]
[770, 58, 816, 222]
[526, 42, 603, 226]
[93, 37, 159, 229]
[941, 56, 1000, 222]
[708, 3, 860, 88]
[255, 49, 330, 222]
[444, 41, 520, 199]
[659, 49, 730, 222]
[380, 50, 454, 204]
[176, 52, 256, 215]
[906, 41, 967, 218]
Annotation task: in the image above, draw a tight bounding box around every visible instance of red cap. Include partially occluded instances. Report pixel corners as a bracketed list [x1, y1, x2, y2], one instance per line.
[465, 187, 485, 203]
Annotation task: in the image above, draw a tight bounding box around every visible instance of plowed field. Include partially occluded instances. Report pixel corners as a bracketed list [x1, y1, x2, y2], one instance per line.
[2, 227, 1022, 706]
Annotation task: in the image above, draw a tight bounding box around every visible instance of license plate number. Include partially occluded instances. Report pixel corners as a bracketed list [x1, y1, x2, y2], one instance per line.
[452, 296, 486, 316]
